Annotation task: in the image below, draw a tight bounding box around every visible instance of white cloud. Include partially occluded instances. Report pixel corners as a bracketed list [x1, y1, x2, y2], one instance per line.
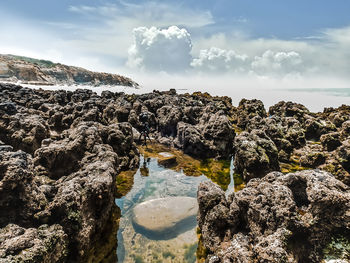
[323, 26, 350, 45]
[69, 2, 214, 28]
[251, 50, 303, 76]
[190, 47, 248, 73]
[127, 26, 193, 72]
[2, 1, 350, 80]
[62, 2, 214, 61]
[191, 26, 350, 78]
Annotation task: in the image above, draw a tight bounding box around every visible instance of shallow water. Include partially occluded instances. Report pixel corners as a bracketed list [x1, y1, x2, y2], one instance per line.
[115, 154, 234, 263]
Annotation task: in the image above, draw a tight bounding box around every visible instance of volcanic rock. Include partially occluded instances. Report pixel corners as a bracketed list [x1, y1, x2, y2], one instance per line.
[233, 129, 279, 180]
[198, 170, 350, 262]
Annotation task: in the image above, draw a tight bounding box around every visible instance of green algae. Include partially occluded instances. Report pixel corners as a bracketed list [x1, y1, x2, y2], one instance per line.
[196, 230, 208, 263]
[198, 159, 231, 191]
[323, 235, 350, 261]
[115, 169, 137, 198]
[280, 162, 308, 174]
[85, 205, 120, 263]
[183, 243, 197, 263]
[139, 143, 233, 190]
[232, 123, 244, 135]
[233, 173, 245, 192]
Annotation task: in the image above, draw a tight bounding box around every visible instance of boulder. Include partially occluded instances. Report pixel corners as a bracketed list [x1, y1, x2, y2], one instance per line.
[132, 197, 198, 239]
[157, 152, 177, 168]
[320, 132, 342, 151]
[198, 170, 350, 263]
[233, 130, 279, 180]
[234, 99, 267, 129]
[269, 101, 311, 124]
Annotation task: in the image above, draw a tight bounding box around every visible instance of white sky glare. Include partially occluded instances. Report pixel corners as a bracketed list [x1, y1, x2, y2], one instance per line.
[1, 0, 350, 109]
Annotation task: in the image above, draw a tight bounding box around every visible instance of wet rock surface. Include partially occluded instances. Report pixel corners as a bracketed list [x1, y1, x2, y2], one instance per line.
[0, 83, 239, 262]
[198, 170, 350, 263]
[0, 84, 141, 262]
[132, 196, 198, 239]
[1, 82, 350, 262]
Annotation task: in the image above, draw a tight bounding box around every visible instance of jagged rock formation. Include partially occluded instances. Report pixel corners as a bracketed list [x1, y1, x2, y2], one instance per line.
[0, 54, 138, 87]
[199, 99, 350, 262]
[198, 170, 350, 262]
[0, 84, 237, 262]
[0, 84, 140, 262]
[231, 99, 350, 184]
[1, 81, 350, 262]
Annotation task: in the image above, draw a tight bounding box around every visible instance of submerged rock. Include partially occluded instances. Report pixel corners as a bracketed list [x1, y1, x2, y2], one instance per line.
[157, 152, 178, 168]
[132, 197, 198, 239]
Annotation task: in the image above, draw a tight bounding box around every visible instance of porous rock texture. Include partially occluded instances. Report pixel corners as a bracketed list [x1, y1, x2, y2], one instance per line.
[231, 99, 350, 184]
[0, 84, 140, 262]
[198, 170, 350, 263]
[0, 83, 238, 262]
[1, 81, 350, 262]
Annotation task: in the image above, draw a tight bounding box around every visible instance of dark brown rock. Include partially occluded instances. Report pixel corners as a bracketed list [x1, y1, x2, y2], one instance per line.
[198, 170, 350, 263]
[235, 99, 267, 129]
[320, 132, 342, 151]
[0, 224, 67, 263]
[233, 129, 280, 180]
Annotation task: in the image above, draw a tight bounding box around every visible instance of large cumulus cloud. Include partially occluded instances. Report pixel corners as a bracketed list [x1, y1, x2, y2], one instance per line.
[127, 26, 309, 77]
[190, 47, 248, 73]
[251, 50, 303, 76]
[127, 26, 192, 72]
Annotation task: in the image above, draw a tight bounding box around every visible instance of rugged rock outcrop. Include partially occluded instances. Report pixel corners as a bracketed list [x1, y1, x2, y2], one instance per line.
[0, 54, 138, 87]
[230, 99, 350, 184]
[0, 122, 139, 262]
[0, 83, 143, 262]
[175, 111, 235, 159]
[1, 81, 350, 262]
[233, 99, 267, 129]
[0, 84, 236, 160]
[233, 130, 279, 180]
[198, 170, 350, 263]
[0, 224, 68, 263]
[0, 83, 240, 262]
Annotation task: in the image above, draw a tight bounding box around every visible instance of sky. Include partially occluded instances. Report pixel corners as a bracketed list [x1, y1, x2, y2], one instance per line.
[1, 0, 350, 109]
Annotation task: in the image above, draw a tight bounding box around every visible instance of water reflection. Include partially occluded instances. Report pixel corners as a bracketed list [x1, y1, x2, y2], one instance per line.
[116, 155, 208, 262]
[115, 145, 243, 262]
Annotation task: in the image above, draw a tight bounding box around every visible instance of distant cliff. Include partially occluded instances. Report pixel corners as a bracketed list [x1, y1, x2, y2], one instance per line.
[0, 54, 138, 87]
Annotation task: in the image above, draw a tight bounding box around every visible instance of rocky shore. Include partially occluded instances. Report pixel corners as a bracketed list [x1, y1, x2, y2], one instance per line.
[197, 99, 350, 262]
[0, 82, 350, 262]
[0, 54, 138, 87]
[0, 83, 236, 262]
[198, 170, 350, 262]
